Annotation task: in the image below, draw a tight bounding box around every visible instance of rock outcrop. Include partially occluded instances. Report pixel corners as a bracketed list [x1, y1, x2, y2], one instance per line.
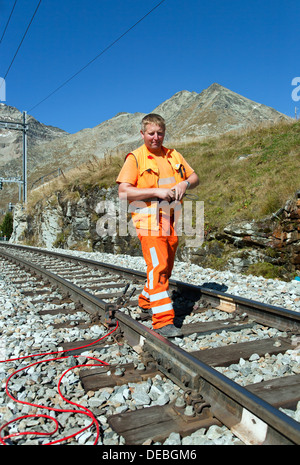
[10, 186, 300, 280]
[197, 194, 300, 279]
[10, 185, 141, 256]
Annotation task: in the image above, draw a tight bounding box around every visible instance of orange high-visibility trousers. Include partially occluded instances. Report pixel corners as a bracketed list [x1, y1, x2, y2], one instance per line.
[138, 223, 178, 329]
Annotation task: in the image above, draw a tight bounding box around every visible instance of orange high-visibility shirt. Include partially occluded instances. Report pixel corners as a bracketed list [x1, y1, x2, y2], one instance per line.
[116, 146, 194, 187]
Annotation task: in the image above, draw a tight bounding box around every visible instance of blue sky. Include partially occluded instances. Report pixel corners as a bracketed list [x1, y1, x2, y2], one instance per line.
[0, 0, 299, 133]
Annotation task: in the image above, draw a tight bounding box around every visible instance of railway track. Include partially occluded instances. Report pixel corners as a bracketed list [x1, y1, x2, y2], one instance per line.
[0, 243, 299, 445]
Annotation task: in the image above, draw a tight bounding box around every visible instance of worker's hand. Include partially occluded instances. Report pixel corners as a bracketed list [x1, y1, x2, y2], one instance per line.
[156, 188, 176, 202]
[171, 181, 187, 201]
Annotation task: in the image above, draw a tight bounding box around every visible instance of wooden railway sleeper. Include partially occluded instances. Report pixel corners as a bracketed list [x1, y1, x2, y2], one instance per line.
[143, 341, 202, 391]
[141, 348, 209, 412]
[90, 311, 103, 325]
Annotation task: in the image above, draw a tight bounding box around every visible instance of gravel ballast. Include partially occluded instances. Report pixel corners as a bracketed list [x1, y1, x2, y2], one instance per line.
[0, 247, 299, 445]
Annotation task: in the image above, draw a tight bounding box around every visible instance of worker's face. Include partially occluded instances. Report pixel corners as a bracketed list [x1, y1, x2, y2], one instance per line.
[141, 123, 165, 154]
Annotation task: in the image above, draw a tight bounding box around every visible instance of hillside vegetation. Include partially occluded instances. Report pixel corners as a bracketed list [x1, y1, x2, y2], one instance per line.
[27, 119, 300, 236]
[178, 119, 300, 233]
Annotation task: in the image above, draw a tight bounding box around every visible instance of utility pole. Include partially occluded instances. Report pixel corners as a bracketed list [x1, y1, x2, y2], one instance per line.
[23, 111, 27, 203]
[0, 111, 28, 203]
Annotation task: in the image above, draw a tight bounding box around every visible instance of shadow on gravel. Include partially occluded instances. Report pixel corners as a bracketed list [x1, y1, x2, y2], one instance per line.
[172, 282, 228, 328]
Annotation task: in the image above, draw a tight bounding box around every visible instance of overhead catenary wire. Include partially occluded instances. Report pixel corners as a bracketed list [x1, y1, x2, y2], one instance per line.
[0, 0, 18, 45]
[2, 0, 42, 81]
[28, 0, 167, 112]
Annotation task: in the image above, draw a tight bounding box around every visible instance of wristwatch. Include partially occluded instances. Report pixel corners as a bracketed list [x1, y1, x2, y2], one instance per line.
[184, 180, 190, 189]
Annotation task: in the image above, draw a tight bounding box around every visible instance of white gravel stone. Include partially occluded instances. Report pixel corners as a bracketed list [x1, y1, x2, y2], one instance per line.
[0, 248, 299, 445]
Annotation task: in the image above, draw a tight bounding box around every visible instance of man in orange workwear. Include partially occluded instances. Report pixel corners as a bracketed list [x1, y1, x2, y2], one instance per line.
[116, 114, 199, 337]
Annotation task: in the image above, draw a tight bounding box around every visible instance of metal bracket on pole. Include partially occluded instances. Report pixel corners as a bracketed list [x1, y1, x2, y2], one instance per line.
[0, 177, 23, 202]
[0, 111, 28, 203]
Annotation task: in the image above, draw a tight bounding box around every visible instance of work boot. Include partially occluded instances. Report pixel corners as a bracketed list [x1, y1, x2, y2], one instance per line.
[154, 324, 182, 338]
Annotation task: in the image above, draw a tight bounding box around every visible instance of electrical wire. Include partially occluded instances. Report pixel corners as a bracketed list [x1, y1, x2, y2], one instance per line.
[2, 0, 42, 81]
[0, 0, 18, 45]
[0, 320, 119, 445]
[28, 0, 167, 112]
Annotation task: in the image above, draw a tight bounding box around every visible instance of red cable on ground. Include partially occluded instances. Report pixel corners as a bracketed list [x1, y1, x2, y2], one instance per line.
[0, 321, 119, 445]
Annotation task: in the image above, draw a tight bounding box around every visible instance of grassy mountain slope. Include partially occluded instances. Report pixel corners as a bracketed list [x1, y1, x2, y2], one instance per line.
[28, 119, 300, 236]
[177, 119, 300, 233]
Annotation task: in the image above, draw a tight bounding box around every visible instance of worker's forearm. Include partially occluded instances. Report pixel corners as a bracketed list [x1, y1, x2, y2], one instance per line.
[186, 172, 199, 189]
[118, 171, 199, 203]
[119, 184, 159, 201]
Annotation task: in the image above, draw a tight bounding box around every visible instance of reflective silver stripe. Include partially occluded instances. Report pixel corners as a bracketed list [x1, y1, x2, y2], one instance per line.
[131, 205, 157, 215]
[141, 289, 149, 299]
[150, 290, 170, 302]
[149, 247, 159, 290]
[158, 176, 176, 186]
[151, 302, 173, 314]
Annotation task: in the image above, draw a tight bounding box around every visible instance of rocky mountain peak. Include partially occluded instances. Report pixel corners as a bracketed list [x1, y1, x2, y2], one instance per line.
[157, 83, 290, 141]
[0, 103, 67, 138]
[0, 83, 292, 210]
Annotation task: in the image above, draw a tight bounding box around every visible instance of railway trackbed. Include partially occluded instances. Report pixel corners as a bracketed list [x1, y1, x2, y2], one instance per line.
[0, 243, 299, 445]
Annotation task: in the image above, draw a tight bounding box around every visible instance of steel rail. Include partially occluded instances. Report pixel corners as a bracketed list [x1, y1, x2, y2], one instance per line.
[117, 313, 300, 445]
[0, 248, 113, 316]
[1, 243, 300, 333]
[0, 246, 300, 444]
